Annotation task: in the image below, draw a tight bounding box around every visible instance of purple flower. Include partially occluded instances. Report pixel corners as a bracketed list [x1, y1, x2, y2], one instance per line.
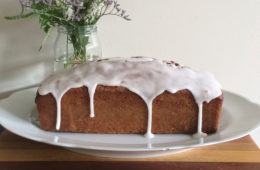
[66, 0, 86, 14]
[66, 0, 76, 6]
[121, 10, 126, 16]
[106, 0, 113, 6]
[19, 0, 30, 5]
[34, 0, 41, 4]
[66, 0, 85, 7]
[74, 13, 84, 21]
[116, 7, 121, 12]
[123, 15, 131, 21]
[114, 0, 121, 12]
[26, 2, 32, 10]
[75, 5, 86, 14]
[114, 0, 119, 7]
[19, 0, 32, 10]
[42, 0, 53, 6]
[75, 15, 81, 21]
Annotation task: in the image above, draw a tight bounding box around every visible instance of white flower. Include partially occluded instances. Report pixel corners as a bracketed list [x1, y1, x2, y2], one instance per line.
[85, 1, 104, 23]
[65, 6, 74, 21]
[55, 0, 65, 6]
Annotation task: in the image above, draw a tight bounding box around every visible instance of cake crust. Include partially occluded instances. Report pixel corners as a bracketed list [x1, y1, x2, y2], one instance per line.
[35, 85, 223, 134]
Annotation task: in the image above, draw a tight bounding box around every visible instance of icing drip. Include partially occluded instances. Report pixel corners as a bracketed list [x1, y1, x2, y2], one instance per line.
[193, 102, 207, 138]
[88, 84, 97, 118]
[56, 97, 62, 130]
[197, 102, 204, 135]
[144, 100, 155, 138]
[38, 57, 222, 138]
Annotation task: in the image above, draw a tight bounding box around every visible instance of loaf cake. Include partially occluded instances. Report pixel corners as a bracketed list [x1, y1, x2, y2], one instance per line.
[35, 57, 223, 138]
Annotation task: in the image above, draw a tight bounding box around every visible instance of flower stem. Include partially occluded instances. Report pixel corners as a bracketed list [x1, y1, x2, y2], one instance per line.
[68, 28, 89, 64]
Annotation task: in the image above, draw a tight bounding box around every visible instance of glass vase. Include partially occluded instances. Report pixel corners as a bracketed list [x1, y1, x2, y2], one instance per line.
[54, 25, 102, 71]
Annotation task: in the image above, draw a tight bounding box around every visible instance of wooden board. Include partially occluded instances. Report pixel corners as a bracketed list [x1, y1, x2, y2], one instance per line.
[0, 130, 260, 169]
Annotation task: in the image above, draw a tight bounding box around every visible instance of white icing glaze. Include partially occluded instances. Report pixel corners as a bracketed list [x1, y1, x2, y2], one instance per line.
[55, 97, 61, 130]
[88, 84, 97, 118]
[144, 100, 154, 138]
[192, 102, 207, 138]
[38, 57, 222, 138]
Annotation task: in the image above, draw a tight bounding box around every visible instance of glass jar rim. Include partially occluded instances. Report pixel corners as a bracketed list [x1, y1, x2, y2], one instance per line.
[57, 25, 97, 34]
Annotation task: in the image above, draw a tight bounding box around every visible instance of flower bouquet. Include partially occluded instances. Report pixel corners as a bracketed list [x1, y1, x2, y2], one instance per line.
[6, 0, 130, 69]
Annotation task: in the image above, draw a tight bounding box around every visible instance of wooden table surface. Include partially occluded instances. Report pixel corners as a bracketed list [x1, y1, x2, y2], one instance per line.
[0, 126, 260, 170]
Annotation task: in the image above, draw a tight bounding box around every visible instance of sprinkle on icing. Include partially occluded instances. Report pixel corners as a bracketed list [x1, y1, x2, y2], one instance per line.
[38, 57, 222, 138]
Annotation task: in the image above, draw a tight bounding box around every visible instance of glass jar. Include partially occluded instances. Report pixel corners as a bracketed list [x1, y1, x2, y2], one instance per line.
[54, 25, 102, 71]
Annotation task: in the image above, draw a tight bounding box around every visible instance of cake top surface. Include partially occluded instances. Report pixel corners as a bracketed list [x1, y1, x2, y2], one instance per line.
[39, 57, 222, 104]
[38, 56, 222, 137]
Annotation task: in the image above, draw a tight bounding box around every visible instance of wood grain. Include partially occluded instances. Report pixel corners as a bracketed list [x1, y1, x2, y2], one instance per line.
[0, 130, 259, 162]
[0, 130, 260, 169]
[1, 162, 260, 170]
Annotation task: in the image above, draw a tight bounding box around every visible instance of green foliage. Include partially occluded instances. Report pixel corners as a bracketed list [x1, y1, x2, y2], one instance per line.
[5, 12, 38, 20]
[5, 0, 130, 51]
[38, 27, 51, 51]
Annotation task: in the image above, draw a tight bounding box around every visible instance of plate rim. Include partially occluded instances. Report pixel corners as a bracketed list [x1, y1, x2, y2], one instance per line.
[0, 88, 260, 152]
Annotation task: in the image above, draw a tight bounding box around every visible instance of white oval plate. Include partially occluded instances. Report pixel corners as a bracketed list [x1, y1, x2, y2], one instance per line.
[0, 88, 260, 158]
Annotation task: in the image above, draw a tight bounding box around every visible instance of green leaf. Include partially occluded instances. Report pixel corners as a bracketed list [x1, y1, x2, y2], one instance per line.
[5, 12, 38, 20]
[38, 27, 52, 51]
[21, 3, 24, 14]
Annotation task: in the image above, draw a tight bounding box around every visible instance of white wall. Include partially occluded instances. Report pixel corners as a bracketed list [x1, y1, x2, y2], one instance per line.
[0, 0, 260, 103]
